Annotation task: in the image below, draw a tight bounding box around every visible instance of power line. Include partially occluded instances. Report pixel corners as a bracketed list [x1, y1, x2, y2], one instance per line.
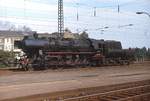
[0, 1, 141, 22]
[0, 1, 147, 32]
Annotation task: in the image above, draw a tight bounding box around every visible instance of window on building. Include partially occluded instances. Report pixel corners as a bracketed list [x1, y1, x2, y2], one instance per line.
[0, 45, 3, 50]
[0, 39, 2, 43]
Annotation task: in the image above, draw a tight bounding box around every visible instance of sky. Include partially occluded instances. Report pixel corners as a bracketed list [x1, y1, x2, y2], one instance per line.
[0, 0, 150, 48]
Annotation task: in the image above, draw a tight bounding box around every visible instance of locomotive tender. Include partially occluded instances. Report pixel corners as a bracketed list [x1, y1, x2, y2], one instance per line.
[15, 32, 134, 70]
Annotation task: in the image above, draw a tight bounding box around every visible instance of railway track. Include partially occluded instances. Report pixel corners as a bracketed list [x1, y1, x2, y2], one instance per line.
[62, 83, 150, 101]
[40, 80, 150, 101]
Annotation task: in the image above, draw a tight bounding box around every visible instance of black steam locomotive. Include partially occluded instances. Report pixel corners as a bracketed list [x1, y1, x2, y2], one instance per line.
[15, 33, 134, 70]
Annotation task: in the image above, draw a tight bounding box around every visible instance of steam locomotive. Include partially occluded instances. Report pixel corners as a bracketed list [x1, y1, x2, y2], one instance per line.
[15, 32, 134, 70]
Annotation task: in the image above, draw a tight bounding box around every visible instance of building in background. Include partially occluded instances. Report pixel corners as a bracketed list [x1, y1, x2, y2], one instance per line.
[0, 31, 25, 53]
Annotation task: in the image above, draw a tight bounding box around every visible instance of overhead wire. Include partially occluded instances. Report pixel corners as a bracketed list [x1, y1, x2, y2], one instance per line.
[0, 0, 147, 34]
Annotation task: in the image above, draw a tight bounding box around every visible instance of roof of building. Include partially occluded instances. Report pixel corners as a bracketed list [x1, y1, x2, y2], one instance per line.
[0, 30, 35, 37]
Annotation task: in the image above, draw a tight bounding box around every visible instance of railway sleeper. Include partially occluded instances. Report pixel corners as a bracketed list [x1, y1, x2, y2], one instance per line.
[102, 90, 150, 101]
[83, 98, 99, 101]
[99, 92, 139, 101]
[104, 92, 137, 98]
[121, 90, 150, 96]
[98, 97, 116, 101]
[115, 92, 150, 101]
[98, 93, 150, 101]
[119, 92, 139, 97]
[108, 93, 132, 99]
[99, 90, 143, 100]
[100, 96, 121, 100]
[97, 92, 144, 101]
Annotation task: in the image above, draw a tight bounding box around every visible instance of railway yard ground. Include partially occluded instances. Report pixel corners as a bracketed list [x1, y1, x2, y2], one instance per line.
[0, 61, 150, 101]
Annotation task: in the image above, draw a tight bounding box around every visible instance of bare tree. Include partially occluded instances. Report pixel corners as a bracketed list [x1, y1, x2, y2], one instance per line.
[0, 21, 32, 32]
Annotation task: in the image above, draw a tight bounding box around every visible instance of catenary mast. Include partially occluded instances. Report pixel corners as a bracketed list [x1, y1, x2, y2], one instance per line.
[58, 0, 64, 39]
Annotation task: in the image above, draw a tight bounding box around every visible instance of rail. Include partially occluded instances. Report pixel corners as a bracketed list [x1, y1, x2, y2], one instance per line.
[62, 84, 150, 101]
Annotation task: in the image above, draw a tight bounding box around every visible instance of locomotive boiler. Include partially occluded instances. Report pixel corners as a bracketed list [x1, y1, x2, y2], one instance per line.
[15, 33, 134, 70]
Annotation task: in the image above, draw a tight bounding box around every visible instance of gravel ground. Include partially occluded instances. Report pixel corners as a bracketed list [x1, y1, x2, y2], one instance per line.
[0, 61, 150, 101]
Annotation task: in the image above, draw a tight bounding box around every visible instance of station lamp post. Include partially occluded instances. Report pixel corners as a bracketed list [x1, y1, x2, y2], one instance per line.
[136, 12, 150, 18]
[136, 11, 150, 61]
[118, 24, 133, 28]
